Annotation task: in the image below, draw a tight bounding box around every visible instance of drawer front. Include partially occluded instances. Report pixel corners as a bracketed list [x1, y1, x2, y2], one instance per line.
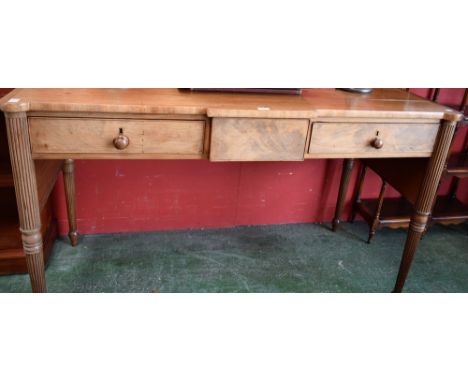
[210, 118, 309, 161]
[308, 123, 439, 158]
[29, 118, 206, 156]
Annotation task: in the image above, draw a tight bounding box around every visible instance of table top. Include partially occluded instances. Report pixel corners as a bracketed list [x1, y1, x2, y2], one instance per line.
[0, 88, 462, 121]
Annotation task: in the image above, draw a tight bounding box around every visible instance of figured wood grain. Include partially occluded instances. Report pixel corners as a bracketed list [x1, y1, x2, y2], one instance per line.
[308, 123, 439, 158]
[1, 89, 461, 121]
[5, 112, 46, 292]
[210, 118, 309, 161]
[29, 117, 206, 157]
[0, 88, 463, 293]
[142, 120, 205, 154]
[30, 117, 143, 154]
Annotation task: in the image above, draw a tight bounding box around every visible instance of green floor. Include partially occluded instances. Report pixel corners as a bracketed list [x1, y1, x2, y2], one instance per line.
[0, 222, 467, 292]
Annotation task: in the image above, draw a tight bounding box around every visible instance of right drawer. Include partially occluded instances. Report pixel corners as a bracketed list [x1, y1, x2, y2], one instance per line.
[308, 122, 440, 158]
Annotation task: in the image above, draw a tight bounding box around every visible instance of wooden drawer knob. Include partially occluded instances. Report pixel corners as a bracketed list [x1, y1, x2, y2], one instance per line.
[113, 130, 130, 150]
[371, 137, 384, 149]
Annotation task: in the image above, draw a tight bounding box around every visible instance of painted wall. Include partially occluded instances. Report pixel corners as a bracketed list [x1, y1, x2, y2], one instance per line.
[49, 89, 468, 235]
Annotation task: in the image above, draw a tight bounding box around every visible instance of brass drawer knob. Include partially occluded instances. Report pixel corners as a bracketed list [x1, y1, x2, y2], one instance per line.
[371, 137, 384, 149]
[113, 129, 130, 150]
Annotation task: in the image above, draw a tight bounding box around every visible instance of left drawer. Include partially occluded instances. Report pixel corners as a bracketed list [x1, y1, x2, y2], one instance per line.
[29, 118, 206, 157]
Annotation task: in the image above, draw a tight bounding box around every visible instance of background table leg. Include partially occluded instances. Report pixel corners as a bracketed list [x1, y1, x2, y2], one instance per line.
[333, 158, 355, 231]
[63, 159, 79, 246]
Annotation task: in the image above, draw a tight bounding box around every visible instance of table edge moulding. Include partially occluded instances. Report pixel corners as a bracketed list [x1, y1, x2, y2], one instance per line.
[0, 88, 463, 292]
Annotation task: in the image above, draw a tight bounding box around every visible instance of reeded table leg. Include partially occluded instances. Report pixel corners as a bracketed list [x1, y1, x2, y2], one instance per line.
[63, 159, 78, 246]
[5, 112, 46, 293]
[393, 119, 458, 292]
[333, 158, 355, 231]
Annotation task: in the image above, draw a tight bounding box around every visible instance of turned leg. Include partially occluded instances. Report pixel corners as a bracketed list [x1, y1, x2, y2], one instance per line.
[448, 178, 459, 199]
[393, 118, 458, 292]
[367, 180, 387, 244]
[351, 163, 367, 222]
[5, 112, 46, 293]
[333, 159, 355, 231]
[63, 159, 78, 246]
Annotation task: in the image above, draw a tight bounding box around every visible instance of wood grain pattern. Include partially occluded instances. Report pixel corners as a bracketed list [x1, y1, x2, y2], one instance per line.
[142, 120, 205, 154]
[393, 119, 458, 292]
[0, 197, 57, 276]
[210, 118, 309, 161]
[29, 117, 206, 158]
[308, 123, 439, 158]
[1, 89, 460, 121]
[0, 89, 463, 293]
[5, 112, 46, 292]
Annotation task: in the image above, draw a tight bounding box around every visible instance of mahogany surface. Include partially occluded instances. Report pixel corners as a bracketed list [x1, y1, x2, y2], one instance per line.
[0, 88, 463, 292]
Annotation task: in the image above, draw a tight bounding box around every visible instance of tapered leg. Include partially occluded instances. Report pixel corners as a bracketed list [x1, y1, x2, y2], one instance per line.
[448, 178, 460, 199]
[5, 112, 46, 293]
[351, 163, 367, 222]
[63, 159, 78, 246]
[333, 159, 355, 231]
[367, 181, 387, 244]
[393, 118, 458, 292]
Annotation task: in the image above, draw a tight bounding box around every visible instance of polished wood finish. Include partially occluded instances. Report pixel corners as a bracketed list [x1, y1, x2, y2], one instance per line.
[29, 117, 206, 159]
[0, 197, 57, 276]
[210, 118, 309, 161]
[63, 159, 78, 246]
[0, 119, 58, 275]
[351, 89, 468, 245]
[309, 123, 439, 158]
[394, 119, 458, 292]
[349, 120, 461, 291]
[1, 88, 453, 119]
[0, 88, 463, 293]
[0, 88, 58, 276]
[4, 112, 46, 292]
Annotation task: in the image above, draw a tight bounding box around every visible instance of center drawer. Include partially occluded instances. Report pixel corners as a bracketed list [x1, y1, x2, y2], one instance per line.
[29, 117, 206, 158]
[210, 118, 310, 161]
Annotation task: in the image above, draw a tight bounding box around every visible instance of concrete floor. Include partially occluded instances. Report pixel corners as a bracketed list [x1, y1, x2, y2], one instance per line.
[0, 222, 467, 292]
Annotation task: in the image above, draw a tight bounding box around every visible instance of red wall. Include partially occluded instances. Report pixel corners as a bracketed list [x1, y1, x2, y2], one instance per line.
[51, 89, 468, 235]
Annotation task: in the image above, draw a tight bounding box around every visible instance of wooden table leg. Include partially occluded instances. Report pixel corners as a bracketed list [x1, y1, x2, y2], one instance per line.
[5, 112, 46, 293]
[63, 159, 79, 246]
[393, 119, 458, 292]
[333, 158, 355, 231]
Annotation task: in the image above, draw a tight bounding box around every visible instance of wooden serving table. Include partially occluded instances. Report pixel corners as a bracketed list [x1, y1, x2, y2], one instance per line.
[0, 89, 462, 292]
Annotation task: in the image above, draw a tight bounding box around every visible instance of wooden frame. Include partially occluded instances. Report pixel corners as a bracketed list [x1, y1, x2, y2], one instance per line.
[350, 89, 468, 246]
[0, 88, 462, 293]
